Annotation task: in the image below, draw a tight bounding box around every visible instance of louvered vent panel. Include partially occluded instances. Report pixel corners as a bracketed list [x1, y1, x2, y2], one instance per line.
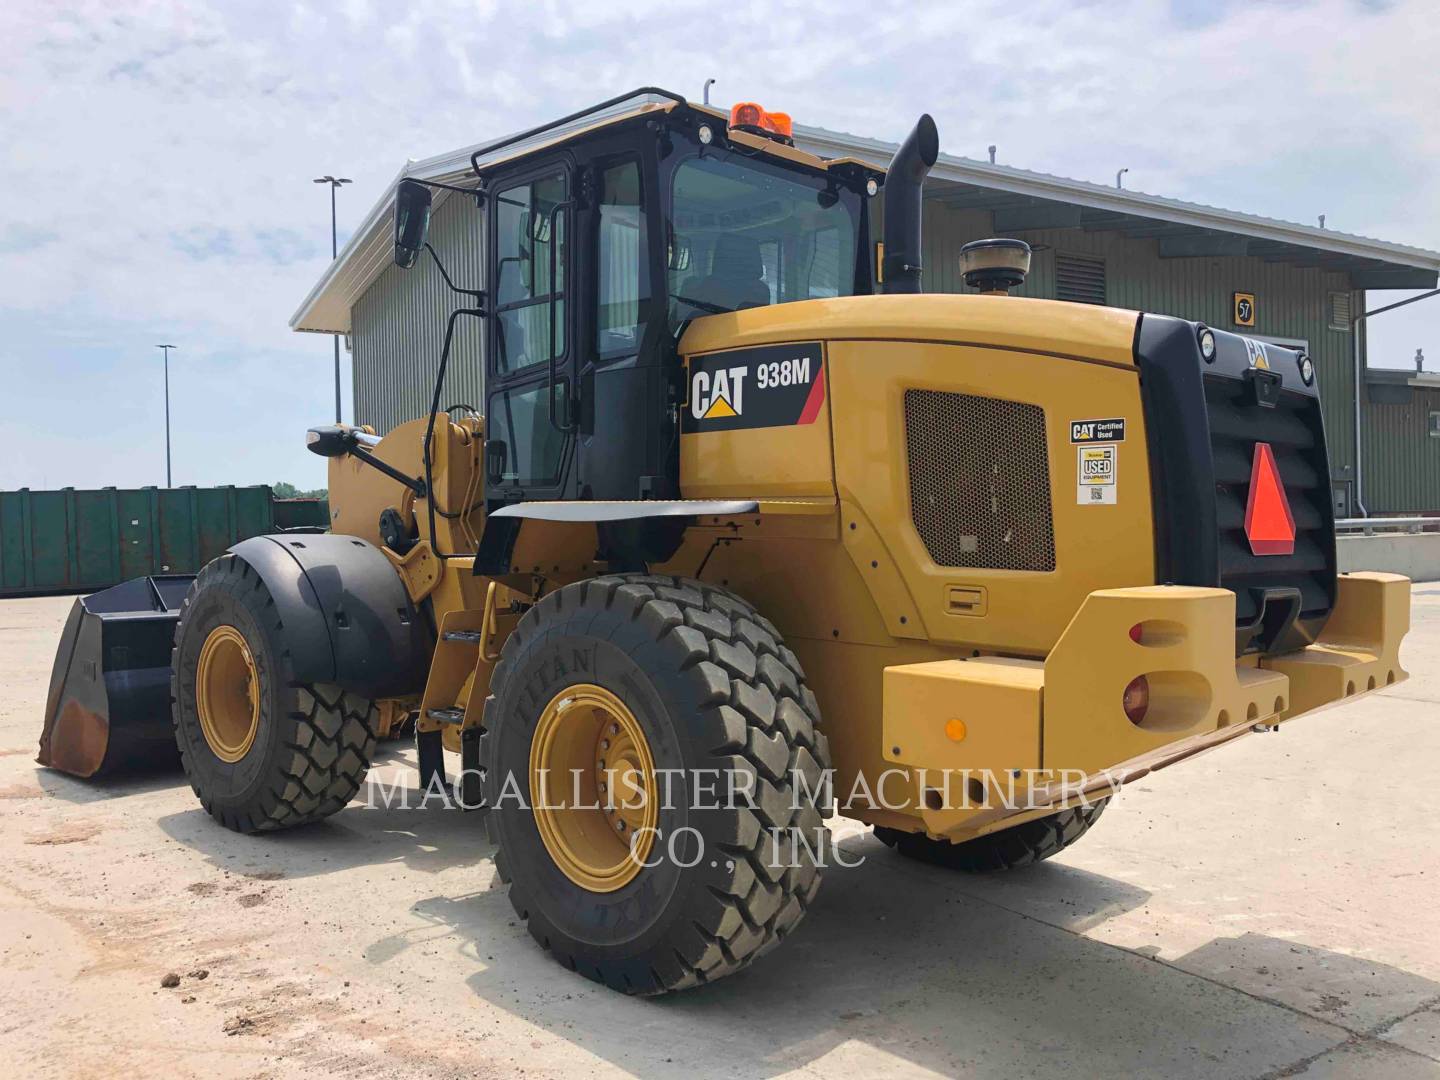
[1055, 253, 1106, 305]
[1329, 291, 1352, 331]
[905, 389, 1056, 571]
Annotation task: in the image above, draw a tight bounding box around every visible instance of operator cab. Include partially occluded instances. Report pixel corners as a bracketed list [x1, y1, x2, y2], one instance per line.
[464, 93, 882, 512]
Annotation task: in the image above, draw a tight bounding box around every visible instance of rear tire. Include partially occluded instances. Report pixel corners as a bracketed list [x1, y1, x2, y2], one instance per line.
[482, 573, 831, 995]
[171, 555, 377, 833]
[875, 799, 1108, 873]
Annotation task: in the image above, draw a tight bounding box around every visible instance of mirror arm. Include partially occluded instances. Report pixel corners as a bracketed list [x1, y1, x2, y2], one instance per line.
[424, 243, 487, 305]
[403, 176, 486, 206]
[349, 445, 427, 497]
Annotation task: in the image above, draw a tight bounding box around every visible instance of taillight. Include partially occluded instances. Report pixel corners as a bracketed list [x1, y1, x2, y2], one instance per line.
[1123, 675, 1150, 724]
[1128, 623, 1143, 644]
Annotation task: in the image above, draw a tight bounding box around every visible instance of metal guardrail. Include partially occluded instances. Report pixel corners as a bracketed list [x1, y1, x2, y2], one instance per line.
[1336, 516, 1440, 535]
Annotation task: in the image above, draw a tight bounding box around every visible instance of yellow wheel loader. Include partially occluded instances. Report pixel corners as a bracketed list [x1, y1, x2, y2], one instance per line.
[41, 88, 1410, 994]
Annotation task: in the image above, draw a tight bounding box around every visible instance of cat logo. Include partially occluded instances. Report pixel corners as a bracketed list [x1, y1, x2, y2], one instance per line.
[682, 342, 825, 433]
[691, 366, 747, 420]
[1243, 337, 1270, 370]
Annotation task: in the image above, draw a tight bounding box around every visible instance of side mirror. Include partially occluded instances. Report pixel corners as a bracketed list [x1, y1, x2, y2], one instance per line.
[393, 179, 433, 269]
[305, 425, 355, 458]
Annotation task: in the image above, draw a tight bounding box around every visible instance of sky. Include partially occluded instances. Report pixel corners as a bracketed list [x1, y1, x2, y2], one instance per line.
[1, 0, 1436, 492]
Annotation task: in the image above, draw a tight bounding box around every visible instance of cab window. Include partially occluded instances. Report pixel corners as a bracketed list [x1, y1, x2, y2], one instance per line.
[493, 170, 567, 376]
[486, 381, 569, 487]
[667, 155, 858, 328]
[595, 160, 649, 357]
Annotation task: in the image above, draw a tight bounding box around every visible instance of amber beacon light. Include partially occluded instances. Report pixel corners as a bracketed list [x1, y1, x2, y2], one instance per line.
[729, 101, 794, 142]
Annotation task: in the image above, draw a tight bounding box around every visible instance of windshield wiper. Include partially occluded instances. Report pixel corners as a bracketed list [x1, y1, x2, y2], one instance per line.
[670, 294, 734, 315]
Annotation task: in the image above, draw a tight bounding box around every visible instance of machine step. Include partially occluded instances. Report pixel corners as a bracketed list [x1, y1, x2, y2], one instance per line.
[442, 630, 483, 643]
[425, 707, 466, 726]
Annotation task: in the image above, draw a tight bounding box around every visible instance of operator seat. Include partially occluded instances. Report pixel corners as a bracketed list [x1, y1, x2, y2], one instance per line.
[684, 234, 771, 312]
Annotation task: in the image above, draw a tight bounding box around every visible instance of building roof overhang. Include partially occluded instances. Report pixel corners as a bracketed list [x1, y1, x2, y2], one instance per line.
[292, 92, 1440, 335]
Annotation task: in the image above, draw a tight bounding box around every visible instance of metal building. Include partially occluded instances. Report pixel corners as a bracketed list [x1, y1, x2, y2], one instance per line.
[1362, 367, 1440, 511]
[292, 98, 1440, 514]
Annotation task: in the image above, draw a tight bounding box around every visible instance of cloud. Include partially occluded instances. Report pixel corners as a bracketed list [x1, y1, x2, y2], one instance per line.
[0, 224, 59, 254]
[0, 0, 1434, 489]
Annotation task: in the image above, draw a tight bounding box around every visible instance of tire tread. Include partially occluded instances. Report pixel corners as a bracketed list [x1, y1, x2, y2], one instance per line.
[483, 572, 830, 994]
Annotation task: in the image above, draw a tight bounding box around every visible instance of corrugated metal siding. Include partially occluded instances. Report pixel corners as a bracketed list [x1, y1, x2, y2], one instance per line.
[920, 200, 1361, 484]
[352, 193, 486, 433]
[1362, 385, 1440, 513]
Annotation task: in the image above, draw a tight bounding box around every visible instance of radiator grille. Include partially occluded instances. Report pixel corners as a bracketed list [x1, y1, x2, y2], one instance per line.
[1056, 253, 1107, 305]
[905, 389, 1056, 571]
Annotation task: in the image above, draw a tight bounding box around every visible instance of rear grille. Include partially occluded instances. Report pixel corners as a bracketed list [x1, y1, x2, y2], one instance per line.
[905, 389, 1056, 571]
[1204, 376, 1335, 625]
[1136, 315, 1336, 656]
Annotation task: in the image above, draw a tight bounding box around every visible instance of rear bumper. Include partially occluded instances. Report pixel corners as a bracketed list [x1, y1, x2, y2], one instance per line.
[880, 571, 1409, 840]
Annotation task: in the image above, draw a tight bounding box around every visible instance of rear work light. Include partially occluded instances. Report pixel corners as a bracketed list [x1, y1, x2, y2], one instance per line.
[728, 102, 794, 143]
[1124, 623, 1150, 723]
[1123, 675, 1151, 725]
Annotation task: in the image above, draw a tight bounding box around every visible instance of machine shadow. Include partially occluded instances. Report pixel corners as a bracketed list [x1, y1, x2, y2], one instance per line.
[415, 832, 1165, 1078]
[156, 748, 495, 879]
[439, 834, 1439, 1078]
[35, 761, 187, 804]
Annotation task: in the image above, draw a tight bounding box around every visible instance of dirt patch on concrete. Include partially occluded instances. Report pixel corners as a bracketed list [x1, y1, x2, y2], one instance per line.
[0, 783, 43, 799]
[24, 820, 101, 845]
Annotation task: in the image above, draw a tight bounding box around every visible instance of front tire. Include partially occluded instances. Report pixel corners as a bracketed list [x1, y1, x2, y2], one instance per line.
[171, 555, 377, 833]
[482, 574, 831, 995]
[875, 799, 1109, 873]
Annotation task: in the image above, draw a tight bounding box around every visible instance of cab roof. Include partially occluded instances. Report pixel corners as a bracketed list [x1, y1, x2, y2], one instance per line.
[290, 88, 884, 336]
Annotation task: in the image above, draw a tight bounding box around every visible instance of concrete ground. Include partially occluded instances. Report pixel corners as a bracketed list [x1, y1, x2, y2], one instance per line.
[2, 590, 1438, 1080]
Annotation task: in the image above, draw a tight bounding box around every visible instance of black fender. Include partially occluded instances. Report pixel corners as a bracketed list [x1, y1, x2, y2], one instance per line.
[228, 534, 432, 699]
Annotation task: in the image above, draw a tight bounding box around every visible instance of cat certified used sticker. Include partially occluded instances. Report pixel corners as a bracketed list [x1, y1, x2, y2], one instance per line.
[682, 342, 826, 433]
[1070, 417, 1126, 443]
[1077, 444, 1118, 505]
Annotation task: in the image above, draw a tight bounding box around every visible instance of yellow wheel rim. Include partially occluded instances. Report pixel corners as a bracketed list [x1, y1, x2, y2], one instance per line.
[195, 625, 261, 763]
[529, 684, 657, 893]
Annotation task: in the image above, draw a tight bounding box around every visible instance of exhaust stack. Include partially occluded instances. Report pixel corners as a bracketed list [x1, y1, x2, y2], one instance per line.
[881, 114, 940, 294]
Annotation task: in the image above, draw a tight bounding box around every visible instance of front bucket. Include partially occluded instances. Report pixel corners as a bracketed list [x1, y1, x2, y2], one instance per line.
[38, 575, 195, 778]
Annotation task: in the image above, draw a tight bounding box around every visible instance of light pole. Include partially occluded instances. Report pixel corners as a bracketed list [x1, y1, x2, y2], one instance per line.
[313, 175, 352, 423]
[156, 344, 176, 487]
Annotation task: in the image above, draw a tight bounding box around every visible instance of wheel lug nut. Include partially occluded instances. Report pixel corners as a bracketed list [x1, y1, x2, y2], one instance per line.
[601, 739, 610, 750]
[610, 724, 619, 735]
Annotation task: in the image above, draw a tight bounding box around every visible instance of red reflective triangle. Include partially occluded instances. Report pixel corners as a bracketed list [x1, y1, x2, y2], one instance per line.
[1245, 441, 1296, 556]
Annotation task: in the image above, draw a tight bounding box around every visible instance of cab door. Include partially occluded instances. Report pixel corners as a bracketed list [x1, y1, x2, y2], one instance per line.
[484, 156, 577, 504]
[572, 145, 673, 501]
